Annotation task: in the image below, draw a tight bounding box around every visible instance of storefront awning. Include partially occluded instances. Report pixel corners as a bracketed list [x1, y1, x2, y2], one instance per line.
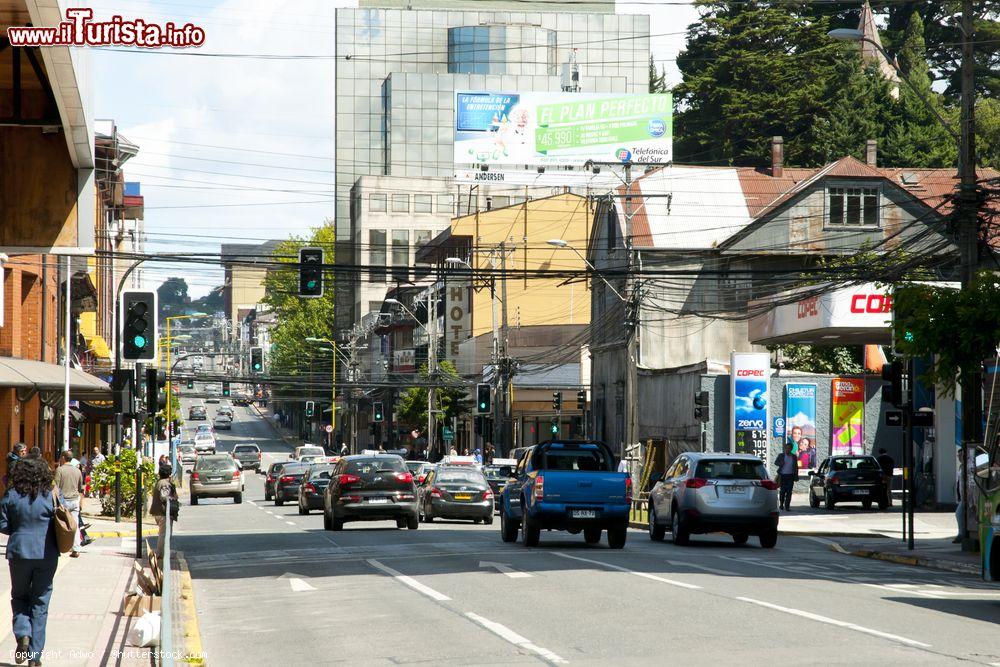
[748, 283, 893, 346]
[0, 357, 111, 400]
[79, 311, 112, 361]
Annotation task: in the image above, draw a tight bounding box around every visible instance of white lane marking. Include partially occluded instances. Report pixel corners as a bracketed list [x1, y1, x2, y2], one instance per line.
[286, 521, 296, 526]
[288, 578, 316, 592]
[553, 552, 701, 590]
[736, 597, 931, 648]
[367, 559, 451, 601]
[664, 560, 740, 576]
[464, 612, 566, 665]
[266, 511, 274, 515]
[478, 561, 532, 578]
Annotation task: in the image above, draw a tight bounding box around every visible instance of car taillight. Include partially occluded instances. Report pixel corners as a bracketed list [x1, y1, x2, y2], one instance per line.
[430, 487, 442, 498]
[257, 452, 262, 460]
[625, 475, 633, 503]
[266, 475, 273, 482]
[339, 474, 360, 486]
[533, 475, 544, 501]
[828, 473, 840, 485]
[395, 472, 413, 484]
[304, 483, 316, 493]
[417, 475, 426, 484]
[759, 479, 779, 491]
[684, 478, 710, 489]
[280, 475, 295, 483]
[191, 472, 199, 481]
[483, 489, 493, 499]
[233, 469, 240, 477]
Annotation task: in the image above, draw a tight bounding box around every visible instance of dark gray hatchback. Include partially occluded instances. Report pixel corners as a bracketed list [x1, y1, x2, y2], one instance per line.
[323, 455, 417, 530]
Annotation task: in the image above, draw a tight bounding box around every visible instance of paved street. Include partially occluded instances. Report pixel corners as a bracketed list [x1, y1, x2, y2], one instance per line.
[173, 400, 1000, 666]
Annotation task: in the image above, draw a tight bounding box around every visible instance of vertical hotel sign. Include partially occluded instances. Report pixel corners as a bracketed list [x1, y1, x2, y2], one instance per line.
[731, 352, 770, 460]
[831, 377, 865, 455]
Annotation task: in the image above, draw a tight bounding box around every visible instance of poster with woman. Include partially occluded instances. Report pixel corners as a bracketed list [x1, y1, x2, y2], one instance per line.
[831, 378, 865, 456]
[784, 383, 818, 470]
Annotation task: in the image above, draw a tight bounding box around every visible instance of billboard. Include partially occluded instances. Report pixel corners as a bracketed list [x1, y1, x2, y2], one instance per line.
[784, 383, 818, 470]
[831, 377, 865, 456]
[731, 352, 770, 461]
[453, 91, 672, 169]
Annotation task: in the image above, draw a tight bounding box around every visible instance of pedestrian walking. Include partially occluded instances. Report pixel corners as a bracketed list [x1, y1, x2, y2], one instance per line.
[876, 448, 895, 507]
[4, 443, 27, 490]
[27, 447, 41, 460]
[0, 457, 61, 666]
[53, 450, 84, 558]
[774, 443, 799, 511]
[149, 462, 179, 563]
[340, 442, 349, 457]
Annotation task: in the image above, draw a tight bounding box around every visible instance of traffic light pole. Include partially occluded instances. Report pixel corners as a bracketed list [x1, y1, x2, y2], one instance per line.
[135, 362, 145, 560]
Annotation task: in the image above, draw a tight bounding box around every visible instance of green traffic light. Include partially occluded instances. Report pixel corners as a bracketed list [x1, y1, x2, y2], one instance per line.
[306, 279, 317, 289]
[551, 424, 558, 434]
[904, 331, 914, 343]
[133, 335, 147, 348]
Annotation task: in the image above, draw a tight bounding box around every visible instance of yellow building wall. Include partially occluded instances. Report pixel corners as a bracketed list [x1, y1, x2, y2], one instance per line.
[451, 193, 592, 338]
[229, 266, 268, 326]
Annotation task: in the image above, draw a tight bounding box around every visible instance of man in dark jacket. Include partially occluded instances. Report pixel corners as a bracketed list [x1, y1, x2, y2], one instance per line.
[773, 442, 799, 511]
[4, 443, 27, 489]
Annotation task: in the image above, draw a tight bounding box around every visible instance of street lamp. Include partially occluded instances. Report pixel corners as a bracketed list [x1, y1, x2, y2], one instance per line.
[547, 238, 626, 302]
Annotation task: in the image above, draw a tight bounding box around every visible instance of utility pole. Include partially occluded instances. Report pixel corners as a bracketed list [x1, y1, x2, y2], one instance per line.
[623, 162, 637, 460]
[499, 242, 511, 455]
[426, 290, 437, 457]
[957, 0, 980, 551]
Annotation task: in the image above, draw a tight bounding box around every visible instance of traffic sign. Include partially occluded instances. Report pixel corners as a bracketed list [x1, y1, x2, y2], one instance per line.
[442, 426, 454, 442]
[325, 424, 333, 434]
[884, 410, 903, 427]
[772, 416, 785, 437]
[911, 410, 934, 428]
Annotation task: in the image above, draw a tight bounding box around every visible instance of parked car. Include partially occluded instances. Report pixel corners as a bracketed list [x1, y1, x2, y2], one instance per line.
[417, 465, 494, 524]
[273, 462, 309, 506]
[213, 414, 232, 430]
[499, 440, 630, 548]
[177, 444, 197, 464]
[264, 462, 287, 501]
[193, 432, 216, 455]
[190, 454, 244, 504]
[188, 406, 207, 420]
[293, 444, 325, 460]
[323, 454, 418, 531]
[298, 464, 336, 514]
[231, 443, 261, 471]
[648, 453, 779, 548]
[809, 455, 888, 510]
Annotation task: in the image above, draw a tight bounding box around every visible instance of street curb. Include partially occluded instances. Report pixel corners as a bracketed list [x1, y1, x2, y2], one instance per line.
[91, 529, 157, 539]
[175, 550, 207, 665]
[830, 543, 980, 576]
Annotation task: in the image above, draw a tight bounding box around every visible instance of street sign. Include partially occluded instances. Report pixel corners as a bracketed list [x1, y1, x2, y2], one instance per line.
[324, 424, 333, 434]
[772, 416, 785, 438]
[442, 426, 454, 442]
[884, 410, 903, 427]
[911, 411, 934, 428]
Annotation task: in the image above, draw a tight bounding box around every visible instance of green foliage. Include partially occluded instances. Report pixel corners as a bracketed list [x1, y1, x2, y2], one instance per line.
[92, 448, 156, 517]
[977, 98, 1000, 169]
[190, 285, 224, 315]
[397, 360, 472, 429]
[892, 274, 1000, 394]
[771, 344, 864, 375]
[157, 277, 190, 320]
[648, 54, 667, 94]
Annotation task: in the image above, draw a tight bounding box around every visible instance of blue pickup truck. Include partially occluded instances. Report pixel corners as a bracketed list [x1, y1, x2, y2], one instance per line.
[499, 440, 631, 549]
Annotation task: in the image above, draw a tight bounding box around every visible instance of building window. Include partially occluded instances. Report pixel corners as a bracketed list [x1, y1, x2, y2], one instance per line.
[370, 193, 386, 212]
[414, 194, 432, 213]
[369, 230, 386, 283]
[392, 230, 409, 282]
[606, 207, 618, 251]
[437, 194, 454, 216]
[448, 26, 506, 75]
[828, 186, 879, 227]
[392, 193, 409, 213]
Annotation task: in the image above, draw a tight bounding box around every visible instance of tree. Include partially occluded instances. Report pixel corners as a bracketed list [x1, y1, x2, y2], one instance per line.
[648, 54, 667, 94]
[397, 361, 472, 431]
[157, 277, 189, 320]
[191, 285, 224, 315]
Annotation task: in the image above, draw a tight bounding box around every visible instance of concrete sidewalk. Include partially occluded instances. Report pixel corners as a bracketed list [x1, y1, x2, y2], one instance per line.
[252, 404, 304, 448]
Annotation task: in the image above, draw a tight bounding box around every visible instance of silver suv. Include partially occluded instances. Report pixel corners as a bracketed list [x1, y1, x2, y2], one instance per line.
[647, 453, 779, 548]
[191, 454, 244, 505]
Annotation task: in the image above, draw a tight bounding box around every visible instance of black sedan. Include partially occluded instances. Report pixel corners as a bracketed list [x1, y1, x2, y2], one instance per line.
[264, 462, 287, 501]
[273, 462, 309, 506]
[323, 455, 418, 531]
[809, 455, 889, 510]
[298, 463, 336, 514]
[417, 465, 493, 524]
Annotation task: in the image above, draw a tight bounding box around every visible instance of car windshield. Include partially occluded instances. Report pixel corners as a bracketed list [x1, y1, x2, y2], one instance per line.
[281, 464, 308, 476]
[195, 457, 236, 472]
[346, 457, 406, 475]
[695, 459, 767, 480]
[437, 470, 486, 484]
[195, 434, 213, 442]
[541, 445, 610, 471]
[830, 457, 880, 471]
[178, 445, 194, 452]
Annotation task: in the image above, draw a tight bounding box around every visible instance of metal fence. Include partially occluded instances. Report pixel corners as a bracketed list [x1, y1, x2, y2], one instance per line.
[160, 496, 174, 666]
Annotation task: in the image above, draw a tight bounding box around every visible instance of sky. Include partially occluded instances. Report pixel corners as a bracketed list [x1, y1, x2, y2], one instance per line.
[88, 0, 700, 298]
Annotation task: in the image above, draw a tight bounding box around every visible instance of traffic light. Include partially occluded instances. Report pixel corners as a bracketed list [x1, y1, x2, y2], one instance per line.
[186, 379, 194, 389]
[298, 247, 324, 297]
[476, 383, 491, 414]
[551, 418, 559, 435]
[120, 290, 158, 362]
[305, 400, 315, 418]
[222, 381, 230, 397]
[373, 402, 384, 422]
[146, 368, 166, 416]
[694, 390, 710, 423]
[250, 347, 263, 374]
[576, 390, 586, 411]
[112, 369, 134, 417]
[881, 361, 908, 407]
[552, 392, 562, 411]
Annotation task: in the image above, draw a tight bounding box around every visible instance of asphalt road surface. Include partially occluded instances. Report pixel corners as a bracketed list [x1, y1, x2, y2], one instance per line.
[173, 396, 1000, 666]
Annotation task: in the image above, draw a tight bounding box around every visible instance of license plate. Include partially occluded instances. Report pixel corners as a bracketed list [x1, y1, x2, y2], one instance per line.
[454, 493, 472, 501]
[367, 497, 389, 504]
[852, 489, 869, 495]
[724, 486, 746, 494]
[572, 509, 597, 519]
[208, 476, 222, 481]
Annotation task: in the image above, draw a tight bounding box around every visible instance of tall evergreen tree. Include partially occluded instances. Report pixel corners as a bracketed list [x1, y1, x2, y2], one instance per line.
[648, 54, 667, 94]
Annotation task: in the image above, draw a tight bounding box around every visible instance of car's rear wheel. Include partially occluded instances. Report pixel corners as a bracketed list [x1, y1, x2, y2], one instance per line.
[759, 530, 778, 549]
[396, 517, 407, 529]
[809, 491, 820, 508]
[191, 494, 199, 506]
[825, 489, 836, 509]
[648, 505, 665, 541]
[878, 496, 889, 511]
[234, 493, 243, 504]
[473, 517, 482, 524]
[483, 513, 494, 525]
[862, 500, 873, 511]
[406, 515, 419, 530]
[323, 510, 332, 530]
[522, 511, 540, 547]
[264, 491, 272, 501]
[671, 508, 690, 546]
[584, 527, 602, 544]
[607, 525, 627, 549]
[298, 502, 307, 515]
[331, 517, 344, 531]
[275, 497, 284, 507]
[732, 533, 749, 545]
[500, 510, 519, 543]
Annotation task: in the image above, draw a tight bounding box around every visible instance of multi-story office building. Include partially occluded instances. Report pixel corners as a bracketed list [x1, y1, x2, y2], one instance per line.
[334, 0, 651, 330]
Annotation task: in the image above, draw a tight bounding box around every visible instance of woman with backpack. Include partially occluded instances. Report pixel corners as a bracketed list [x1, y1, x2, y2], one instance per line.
[149, 462, 179, 563]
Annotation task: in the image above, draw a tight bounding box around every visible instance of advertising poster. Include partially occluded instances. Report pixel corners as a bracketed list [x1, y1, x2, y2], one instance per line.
[454, 91, 672, 169]
[831, 378, 865, 456]
[731, 352, 770, 461]
[784, 383, 818, 470]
